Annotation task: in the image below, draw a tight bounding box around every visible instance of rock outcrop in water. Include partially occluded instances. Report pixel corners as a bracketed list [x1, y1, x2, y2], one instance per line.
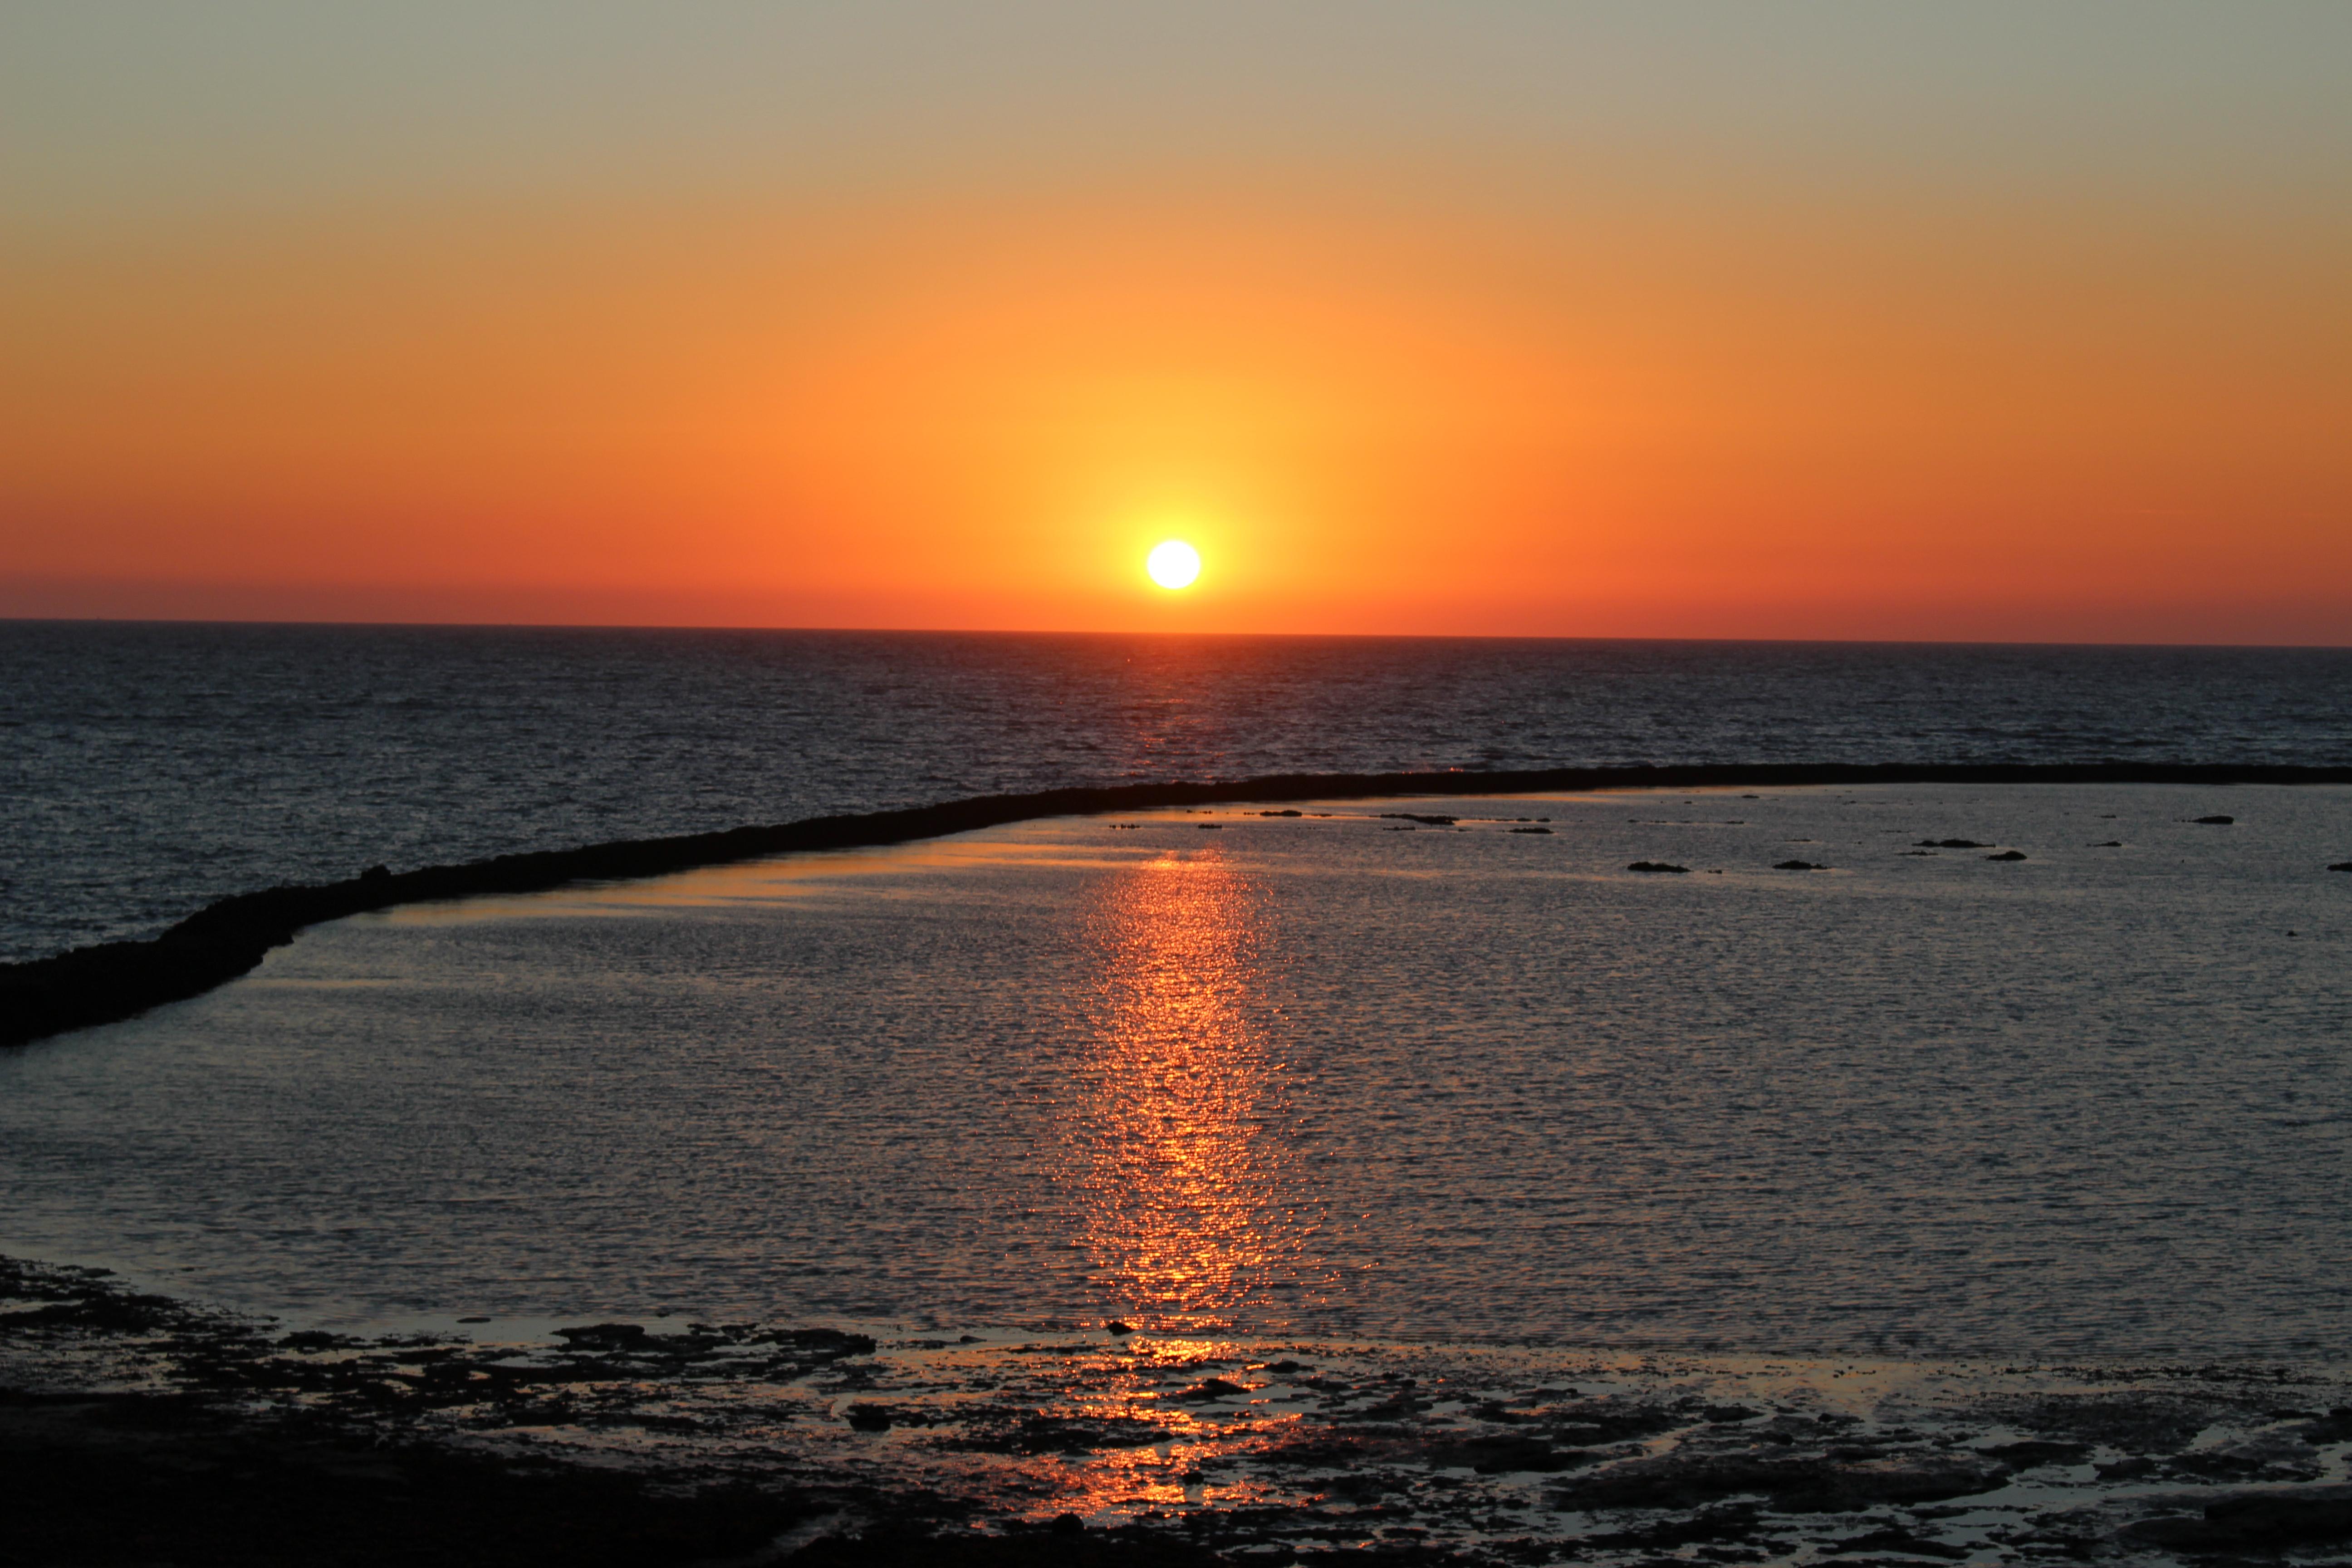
[5, 761, 2348, 1050]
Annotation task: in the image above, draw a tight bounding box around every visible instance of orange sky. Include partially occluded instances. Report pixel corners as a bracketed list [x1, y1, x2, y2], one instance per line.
[4, 7, 2348, 642]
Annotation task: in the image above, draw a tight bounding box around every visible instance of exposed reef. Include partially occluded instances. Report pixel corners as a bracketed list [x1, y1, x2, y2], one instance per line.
[11, 1253, 2352, 1567]
[6, 762, 2348, 1049]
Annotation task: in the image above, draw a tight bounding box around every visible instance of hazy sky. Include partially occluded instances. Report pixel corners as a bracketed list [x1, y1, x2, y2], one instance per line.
[5, 3, 2348, 639]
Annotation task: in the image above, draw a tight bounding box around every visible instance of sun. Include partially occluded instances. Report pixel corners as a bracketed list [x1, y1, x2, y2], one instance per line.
[1146, 539, 1201, 590]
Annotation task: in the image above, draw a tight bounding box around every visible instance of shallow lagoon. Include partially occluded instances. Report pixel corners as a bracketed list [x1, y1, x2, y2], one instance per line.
[5, 782, 2347, 1361]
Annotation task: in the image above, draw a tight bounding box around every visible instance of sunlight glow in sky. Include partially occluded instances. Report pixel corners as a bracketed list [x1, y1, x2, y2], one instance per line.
[2, 2, 2347, 642]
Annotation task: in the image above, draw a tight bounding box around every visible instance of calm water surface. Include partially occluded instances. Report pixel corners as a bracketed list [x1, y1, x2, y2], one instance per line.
[5, 783, 2346, 1359]
[6, 622, 2349, 961]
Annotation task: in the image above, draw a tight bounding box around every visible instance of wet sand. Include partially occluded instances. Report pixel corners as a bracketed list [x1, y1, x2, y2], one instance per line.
[11, 1254, 2352, 1565]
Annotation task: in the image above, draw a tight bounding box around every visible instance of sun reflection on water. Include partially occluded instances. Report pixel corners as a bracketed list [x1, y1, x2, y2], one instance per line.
[1065, 848, 1326, 1333]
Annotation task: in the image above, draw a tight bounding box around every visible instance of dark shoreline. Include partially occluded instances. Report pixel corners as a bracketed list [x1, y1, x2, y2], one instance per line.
[7, 760, 2349, 1050]
[14, 1250, 2352, 1567]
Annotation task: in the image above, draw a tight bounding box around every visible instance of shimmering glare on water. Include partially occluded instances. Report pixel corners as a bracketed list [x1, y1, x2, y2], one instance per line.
[1, 783, 2347, 1358]
[1069, 853, 1322, 1329]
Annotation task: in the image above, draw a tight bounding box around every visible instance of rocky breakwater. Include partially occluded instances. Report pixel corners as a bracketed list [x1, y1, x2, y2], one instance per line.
[8, 761, 2349, 1050]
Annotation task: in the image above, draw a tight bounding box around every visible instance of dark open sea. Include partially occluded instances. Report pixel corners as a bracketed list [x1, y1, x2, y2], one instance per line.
[5, 621, 2348, 964]
[7, 622, 2352, 1559]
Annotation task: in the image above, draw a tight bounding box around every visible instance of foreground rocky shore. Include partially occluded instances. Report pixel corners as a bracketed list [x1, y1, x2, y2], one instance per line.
[8, 1255, 2352, 1566]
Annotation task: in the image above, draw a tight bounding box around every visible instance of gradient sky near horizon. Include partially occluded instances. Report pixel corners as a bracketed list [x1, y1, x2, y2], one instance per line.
[5, 2, 2348, 642]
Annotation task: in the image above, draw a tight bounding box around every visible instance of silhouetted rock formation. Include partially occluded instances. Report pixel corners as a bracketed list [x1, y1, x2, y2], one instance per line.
[7, 761, 2348, 1049]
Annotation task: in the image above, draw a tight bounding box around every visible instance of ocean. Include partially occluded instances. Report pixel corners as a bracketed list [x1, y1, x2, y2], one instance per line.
[5, 621, 2352, 1561]
[5, 620, 2349, 963]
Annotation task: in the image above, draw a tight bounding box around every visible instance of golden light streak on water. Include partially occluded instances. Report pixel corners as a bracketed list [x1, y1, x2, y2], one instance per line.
[1064, 848, 1326, 1332]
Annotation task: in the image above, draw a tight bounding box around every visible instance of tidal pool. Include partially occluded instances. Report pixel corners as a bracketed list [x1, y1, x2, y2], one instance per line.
[2, 784, 2347, 1360]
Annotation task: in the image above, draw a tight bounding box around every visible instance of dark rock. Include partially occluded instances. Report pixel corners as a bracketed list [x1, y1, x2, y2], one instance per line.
[1254, 1432, 1414, 1468]
[1509, 826, 1553, 834]
[2193, 814, 2235, 824]
[0, 1390, 815, 1568]
[1104, 1320, 1134, 1335]
[1549, 1404, 1690, 1447]
[1829, 1526, 1969, 1560]
[1981, 1440, 2090, 1468]
[14, 760, 2351, 1049]
[2091, 840, 2124, 847]
[754, 1326, 877, 1359]
[1984, 850, 2028, 861]
[1197, 823, 1221, 830]
[1628, 861, 1689, 873]
[1257, 809, 1302, 817]
[792, 1521, 1217, 1568]
[2011, 1393, 2211, 1454]
[1169, 1377, 1248, 1402]
[1582, 1506, 1764, 1552]
[2296, 1407, 2352, 1442]
[360, 864, 391, 880]
[843, 1403, 895, 1431]
[1556, 1454, 2008, 1513]
[1427, 1433, 1578, 1473]
[1916, 839, 1989, 848]
[2163, 1450, 2311, 1483]
[552, 1323, 650, 1352]
[2330, 862, 2352, 872]
[1381, 813, 1458, 826]
[2123, 1485, 2352, 1549]
[1774, 860, 1826, 871]
[1050, 1513, 1085, 1535]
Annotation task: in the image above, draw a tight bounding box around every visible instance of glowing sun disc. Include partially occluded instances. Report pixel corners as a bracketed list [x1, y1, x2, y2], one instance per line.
[1147, 540, 1201, 589]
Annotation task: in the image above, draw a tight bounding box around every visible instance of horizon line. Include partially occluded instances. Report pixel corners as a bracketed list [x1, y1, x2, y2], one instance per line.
[5, 613, 2350, 654]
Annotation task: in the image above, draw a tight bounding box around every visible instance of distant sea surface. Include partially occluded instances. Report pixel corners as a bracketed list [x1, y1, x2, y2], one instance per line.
[5, 620, 2350, 964]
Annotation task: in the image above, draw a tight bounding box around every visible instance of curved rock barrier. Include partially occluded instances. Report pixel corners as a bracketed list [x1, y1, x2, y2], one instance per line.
[5, 761, 2347, 1049]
